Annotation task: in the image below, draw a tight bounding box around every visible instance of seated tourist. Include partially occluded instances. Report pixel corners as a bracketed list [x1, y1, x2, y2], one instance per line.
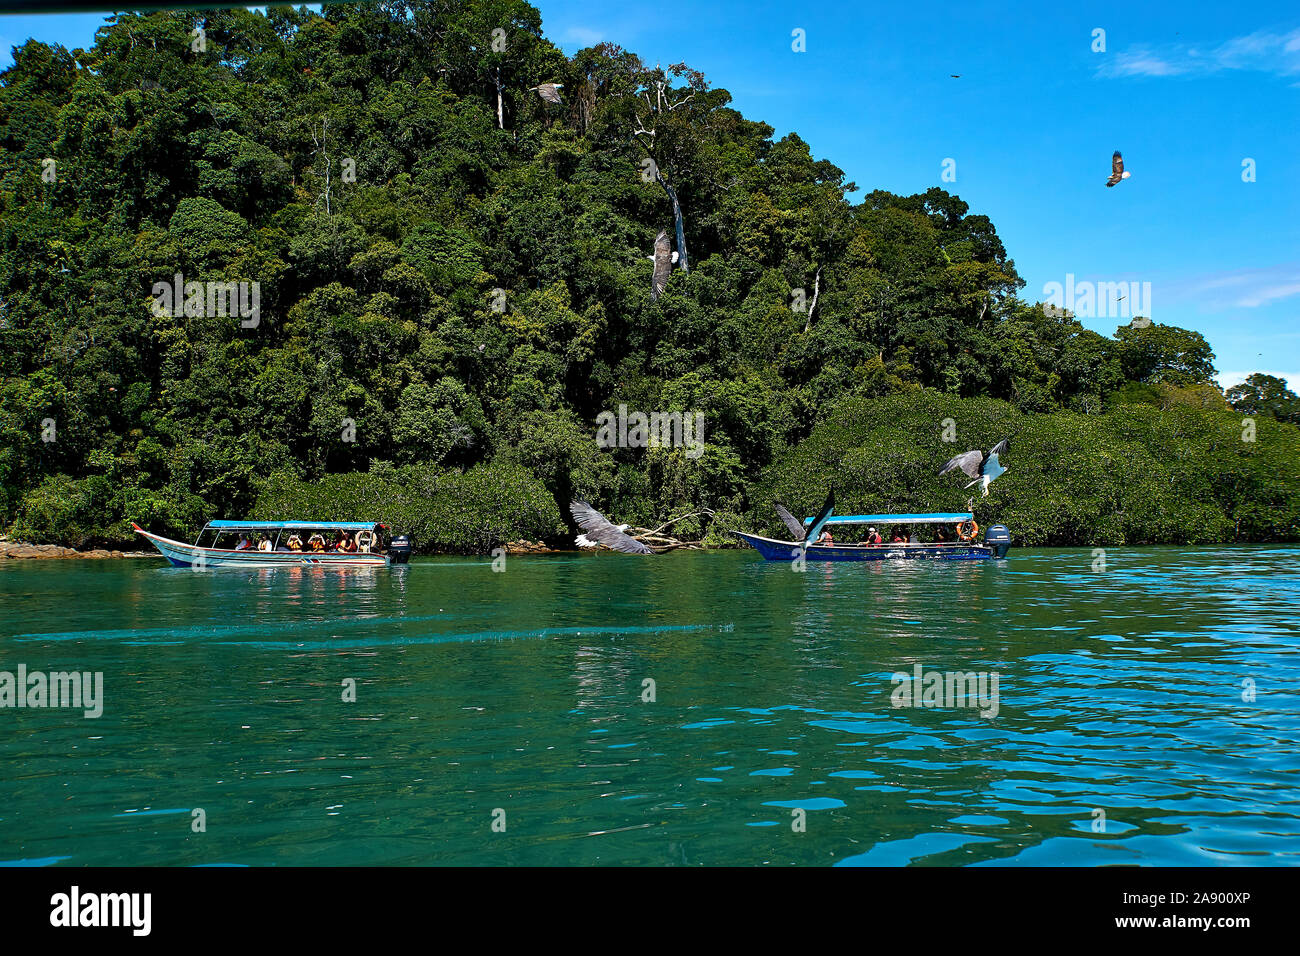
[309, 533, 325, 552]
[257, 537, 272, 552]
[235, 535, 252, 551]
[816, 529, 834, 545]
[892, 528, 907, 543]
[286, 534, 303, 552]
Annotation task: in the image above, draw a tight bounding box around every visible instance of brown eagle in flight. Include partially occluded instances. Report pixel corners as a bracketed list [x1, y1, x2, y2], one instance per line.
[530, 82, 563, 105]
[649, 229, 677, 301]
[1106, 151, 1131, 187]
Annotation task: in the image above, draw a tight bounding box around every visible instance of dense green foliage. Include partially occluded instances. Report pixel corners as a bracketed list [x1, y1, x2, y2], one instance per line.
[253, 459, 563, 552]
[762, 391, 1300, 546]
[2, 2, 1297, 550]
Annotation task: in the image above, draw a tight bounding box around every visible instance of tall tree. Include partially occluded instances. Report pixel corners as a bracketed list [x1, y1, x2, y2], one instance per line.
[629, 62, 723, 276]
[1227, 373, 1300, 424]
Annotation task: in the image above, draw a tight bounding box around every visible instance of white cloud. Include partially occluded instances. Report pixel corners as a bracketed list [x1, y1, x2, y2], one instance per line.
[1104, 52, 1189, 77]
[1168, 262, 1300, 310]
[1099, 27, 1300, 79]
[1238, 282, 1300, 308]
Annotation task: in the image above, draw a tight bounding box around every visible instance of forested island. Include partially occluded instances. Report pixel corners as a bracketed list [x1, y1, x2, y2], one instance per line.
[2, 2, 1298, 553]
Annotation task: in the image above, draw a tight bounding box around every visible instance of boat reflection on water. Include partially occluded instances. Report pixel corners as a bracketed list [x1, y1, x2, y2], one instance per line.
[244, 564, 388, 621]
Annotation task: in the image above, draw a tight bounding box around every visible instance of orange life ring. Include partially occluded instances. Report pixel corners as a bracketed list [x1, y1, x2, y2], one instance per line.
[956, 520, 979, 542]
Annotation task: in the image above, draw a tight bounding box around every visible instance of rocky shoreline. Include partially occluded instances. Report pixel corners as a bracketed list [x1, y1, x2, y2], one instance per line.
[0, 540, 155, 560]
[503, 539, 557, 554]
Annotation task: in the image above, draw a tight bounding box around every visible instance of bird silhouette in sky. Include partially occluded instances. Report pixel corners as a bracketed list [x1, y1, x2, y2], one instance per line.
[1106, 151, 1132, 187]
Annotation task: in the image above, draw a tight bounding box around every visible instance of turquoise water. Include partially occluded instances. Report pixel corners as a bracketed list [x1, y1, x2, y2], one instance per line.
[1, 547, 1297, 866]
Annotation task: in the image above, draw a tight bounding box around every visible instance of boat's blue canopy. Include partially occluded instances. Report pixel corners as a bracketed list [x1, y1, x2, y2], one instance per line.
[803, 512, 973, 526]
[204, 520, 381, 531]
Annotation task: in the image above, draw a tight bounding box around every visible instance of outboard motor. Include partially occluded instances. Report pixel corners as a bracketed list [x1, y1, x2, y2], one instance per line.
[983, 524, 1011, 558]
[388, 534, 413, 565]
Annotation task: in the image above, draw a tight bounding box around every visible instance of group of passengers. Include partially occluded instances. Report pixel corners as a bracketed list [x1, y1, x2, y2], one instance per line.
[230, 531, 376, 553]
[813, 520, 979, 547]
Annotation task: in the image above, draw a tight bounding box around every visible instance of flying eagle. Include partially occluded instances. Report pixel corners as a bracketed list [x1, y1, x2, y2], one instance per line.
[939, 439, 1010, 497]
[569, 501, 653, 554]
[1106, 151, 1131, 187]
[649, 229, 677, 301]
[530, 82, 564, 105]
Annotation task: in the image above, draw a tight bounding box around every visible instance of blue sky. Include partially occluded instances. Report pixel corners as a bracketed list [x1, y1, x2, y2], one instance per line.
[3, 1, 1298, 388]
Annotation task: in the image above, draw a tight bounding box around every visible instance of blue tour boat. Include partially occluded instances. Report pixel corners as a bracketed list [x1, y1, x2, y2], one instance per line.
[734, 512, 1011, 562]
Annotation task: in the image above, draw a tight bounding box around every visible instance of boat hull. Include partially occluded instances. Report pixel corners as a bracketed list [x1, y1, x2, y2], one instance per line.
[733, 531, 998, 562]
[134, 527, 391, 569]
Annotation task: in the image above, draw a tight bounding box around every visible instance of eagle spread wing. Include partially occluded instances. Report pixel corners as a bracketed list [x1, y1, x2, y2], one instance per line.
[802, 488, 836, 544]
[773, 502, 807, 541]
[939, 450, 984, 479]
